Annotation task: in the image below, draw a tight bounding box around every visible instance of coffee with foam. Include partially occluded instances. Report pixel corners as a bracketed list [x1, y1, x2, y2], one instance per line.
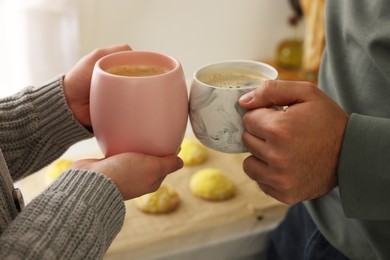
[199, 70, 270, 89]
[106, 65, 169, 77]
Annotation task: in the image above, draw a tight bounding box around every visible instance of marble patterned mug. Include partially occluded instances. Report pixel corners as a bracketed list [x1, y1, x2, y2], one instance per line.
[189, 60, 278, 153]
[90, 51, 188, 157]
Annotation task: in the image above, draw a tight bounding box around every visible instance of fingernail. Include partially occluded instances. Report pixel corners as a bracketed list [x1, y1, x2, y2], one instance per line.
[239, 91, 255, 104]
[177, 157, 184, 169]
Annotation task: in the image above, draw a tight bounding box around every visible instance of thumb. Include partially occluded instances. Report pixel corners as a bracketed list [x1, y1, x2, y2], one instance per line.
[157, 154, 184, 175]
[239, 80, 314, 110]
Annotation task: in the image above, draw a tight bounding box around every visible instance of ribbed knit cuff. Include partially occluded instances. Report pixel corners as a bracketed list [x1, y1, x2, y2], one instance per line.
[339, 113, 390, 219]
[30, 75, 93, 147]
[0, 75, 95, 179]
[48, 170, 125, 244]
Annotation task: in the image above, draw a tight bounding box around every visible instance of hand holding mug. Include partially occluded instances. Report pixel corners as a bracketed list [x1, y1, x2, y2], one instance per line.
[63, 44, 132, 127]
[71, 153, 183, 200]
[189, 60, 278, 153]
[240, 80, 349, 204]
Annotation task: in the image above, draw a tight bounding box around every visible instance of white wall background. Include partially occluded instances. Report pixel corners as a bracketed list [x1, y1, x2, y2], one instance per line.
[0, 0, 295, 97]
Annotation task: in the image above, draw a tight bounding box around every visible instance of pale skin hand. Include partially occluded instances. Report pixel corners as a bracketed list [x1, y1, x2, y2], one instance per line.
[239, 80, 350, 204]
[63, 44, 132, 127]
[62, 44, 184, 200]
[71, 153, 183, 201]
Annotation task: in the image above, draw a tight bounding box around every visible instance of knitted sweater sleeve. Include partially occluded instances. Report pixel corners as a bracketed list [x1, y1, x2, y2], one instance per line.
[0, 77, 126, 258]
[0, 75, 93, 181]
[0, 170, 125, 259]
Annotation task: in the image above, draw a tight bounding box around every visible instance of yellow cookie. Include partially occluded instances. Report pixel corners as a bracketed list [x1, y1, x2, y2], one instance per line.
[133, 184, 180, 214]
[190, 168, 236, 201]
[178, 138, 208, 166]
[46, 159, 74, 181]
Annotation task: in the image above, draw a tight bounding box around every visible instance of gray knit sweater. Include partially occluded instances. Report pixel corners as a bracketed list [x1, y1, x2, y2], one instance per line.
[0, 76, 125, 259]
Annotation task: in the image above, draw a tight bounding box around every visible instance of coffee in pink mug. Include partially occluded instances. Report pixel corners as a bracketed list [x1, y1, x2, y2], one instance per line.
[90, 51, 188, 157]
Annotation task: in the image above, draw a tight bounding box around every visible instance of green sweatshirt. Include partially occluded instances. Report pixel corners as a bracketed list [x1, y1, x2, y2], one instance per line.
[0, 76, 125, 259]
[304, 1, 390, 259]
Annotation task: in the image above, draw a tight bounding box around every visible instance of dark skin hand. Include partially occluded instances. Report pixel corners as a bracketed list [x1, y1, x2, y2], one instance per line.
[239, 80, 349, 204]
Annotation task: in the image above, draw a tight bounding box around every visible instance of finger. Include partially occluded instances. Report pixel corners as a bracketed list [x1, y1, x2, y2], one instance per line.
[242, 106, 288, 146]
[242, 108, 272, 139]
[98, 44, 132, 57]
[83, 44, 132, 68]
[257, 182, 277, 198]
[156, 154, 184, 176]
[102, 44, 132, 55]
[142, 154, 182, 193]
[243, 155, 269, 184]
[70, 158, 100, 170]
[243, 156, 287, 201]
[150, 175, 167, 192]
[239, 80, 315, 110]
[242, 130, 267, 162]
[243, 155, 286, 188]
[257, 181, 294, 205]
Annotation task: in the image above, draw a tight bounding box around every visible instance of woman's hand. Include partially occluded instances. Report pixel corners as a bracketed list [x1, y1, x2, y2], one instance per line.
[63, 44, 132, 127]
[71, 153, 183, 200]
[239, 80, 349, 204]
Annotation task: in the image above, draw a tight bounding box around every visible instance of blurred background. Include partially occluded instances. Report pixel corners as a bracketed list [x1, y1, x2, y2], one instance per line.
[0, 0, 300, 97]
[1, 1, 327, 259]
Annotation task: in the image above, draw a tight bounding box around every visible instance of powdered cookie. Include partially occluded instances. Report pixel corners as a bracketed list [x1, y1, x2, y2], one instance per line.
[178, 138, 208, 166]
[190, 168, 236, 201]
[46, 159, 74, 183]
[133, 184, 180, 214]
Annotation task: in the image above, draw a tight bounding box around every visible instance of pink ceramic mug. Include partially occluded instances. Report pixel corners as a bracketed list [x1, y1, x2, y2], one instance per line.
[90, 51, 188, 157]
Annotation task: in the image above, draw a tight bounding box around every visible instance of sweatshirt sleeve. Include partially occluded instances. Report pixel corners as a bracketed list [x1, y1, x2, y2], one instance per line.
[0, 75, 93, 181]
[338, 113, 390, 220]
[0, 169, 125, 260]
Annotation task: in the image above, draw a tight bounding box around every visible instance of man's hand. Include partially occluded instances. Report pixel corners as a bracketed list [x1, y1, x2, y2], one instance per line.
[239, 80, 349, 204]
